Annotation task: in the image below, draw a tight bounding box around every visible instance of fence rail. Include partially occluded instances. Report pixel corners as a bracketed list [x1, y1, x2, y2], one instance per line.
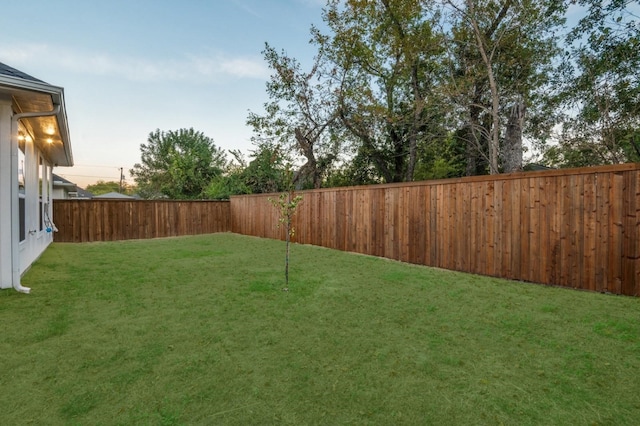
[230, 163, 640, 296]
[53, 200, 231, 242]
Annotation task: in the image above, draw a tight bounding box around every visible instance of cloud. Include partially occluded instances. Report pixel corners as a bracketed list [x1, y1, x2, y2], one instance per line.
[231, 0, 263, 19]
[0, 43, 270, 82]
[187, 54, 269, 80]
[296, 0, 327, 7]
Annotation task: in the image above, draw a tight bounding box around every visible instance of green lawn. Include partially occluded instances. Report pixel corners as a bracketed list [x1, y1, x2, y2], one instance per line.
[1, 233, 638, 425]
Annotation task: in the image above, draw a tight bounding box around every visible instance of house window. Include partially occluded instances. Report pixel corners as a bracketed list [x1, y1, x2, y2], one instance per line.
[19, 197, 25, 241]
[18, 147, 26, 241]
[39, 157, 44, 231]
[18, 150, 25, 192]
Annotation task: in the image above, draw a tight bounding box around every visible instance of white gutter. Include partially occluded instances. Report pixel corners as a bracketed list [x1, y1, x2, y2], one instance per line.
[0, 74, 73, 166]
[10, 105, 61, 294]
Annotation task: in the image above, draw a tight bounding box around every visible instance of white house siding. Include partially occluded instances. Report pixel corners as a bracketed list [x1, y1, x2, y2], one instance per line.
[51, 187, 67, 199]
[18, 134, 54, 275]
[0, 99, 55, 289]
[0, 96, 14, 288]
[0, 62, 73, 291]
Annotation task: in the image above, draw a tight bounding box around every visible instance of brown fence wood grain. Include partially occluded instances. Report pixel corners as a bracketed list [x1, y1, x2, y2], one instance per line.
[53, 200, 231, 242]
[51, 165, 639, 296]
[230, 163, 640, 296]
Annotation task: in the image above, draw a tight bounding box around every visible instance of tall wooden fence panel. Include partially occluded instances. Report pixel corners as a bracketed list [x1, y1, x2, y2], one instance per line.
[53, 200, 231, 242]
[231, 164, 640, 296]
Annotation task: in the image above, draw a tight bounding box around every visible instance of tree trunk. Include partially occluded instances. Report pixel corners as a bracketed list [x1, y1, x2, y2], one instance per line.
[466, 100, 482, 176]
[406, 63, 424, 182]
[467, 0, 500, 174]
[294, 127, 320, 189]
[393, 132, 405, 182]
[285, 219, 290, 289]
[503, 101, 525, 173]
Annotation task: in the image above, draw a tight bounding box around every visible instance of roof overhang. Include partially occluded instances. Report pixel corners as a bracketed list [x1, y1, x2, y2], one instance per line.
[0, 73, 73, 167]
[52, 180, 76, 188]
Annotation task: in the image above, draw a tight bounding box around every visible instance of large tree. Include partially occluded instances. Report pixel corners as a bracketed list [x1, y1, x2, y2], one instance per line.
[315, 0, 447, 183]
[247, 44, 342, 189]
[545, 0, 640, 167]
[130, 128, 226, 199]
[249, 0, 611, 182]
[445, 0, 565, 174]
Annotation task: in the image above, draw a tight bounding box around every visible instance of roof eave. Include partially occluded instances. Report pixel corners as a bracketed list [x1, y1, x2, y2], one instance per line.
[0, 74, 73, 167]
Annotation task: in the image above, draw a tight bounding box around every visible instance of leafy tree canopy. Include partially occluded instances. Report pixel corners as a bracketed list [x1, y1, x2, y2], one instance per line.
[204, 144, 289, 199]
[130, 128, 226, 199]
[549, 0, 640, 167]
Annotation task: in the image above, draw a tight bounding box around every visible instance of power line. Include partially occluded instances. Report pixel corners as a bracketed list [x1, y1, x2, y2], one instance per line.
[58, 173, 129, 180]
[73, 164, 132, 169]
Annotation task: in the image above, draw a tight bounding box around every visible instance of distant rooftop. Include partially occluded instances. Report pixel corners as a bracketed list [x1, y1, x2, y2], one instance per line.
[93, 192, 136, 199]
[52, 173, 76, 186]
[75, 187, 94, 199]
[0, 62, 45, 83]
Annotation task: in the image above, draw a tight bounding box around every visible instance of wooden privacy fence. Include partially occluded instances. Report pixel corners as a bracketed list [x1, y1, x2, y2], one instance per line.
[231, 163, 640, 296]
[53, 200, 231, 242]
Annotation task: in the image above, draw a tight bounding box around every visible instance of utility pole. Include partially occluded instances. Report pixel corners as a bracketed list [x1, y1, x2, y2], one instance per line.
[119, 167, 124, 193]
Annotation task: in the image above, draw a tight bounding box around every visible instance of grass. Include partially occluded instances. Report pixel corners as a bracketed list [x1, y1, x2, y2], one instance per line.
[1, 233, 639, 425]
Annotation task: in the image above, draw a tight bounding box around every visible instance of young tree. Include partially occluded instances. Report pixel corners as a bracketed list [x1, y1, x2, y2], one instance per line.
[130, 128, 226, 199]
[269, 168, 303, 291]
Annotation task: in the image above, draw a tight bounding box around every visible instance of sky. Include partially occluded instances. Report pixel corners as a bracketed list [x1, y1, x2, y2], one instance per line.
[0, 0, 325, 188]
